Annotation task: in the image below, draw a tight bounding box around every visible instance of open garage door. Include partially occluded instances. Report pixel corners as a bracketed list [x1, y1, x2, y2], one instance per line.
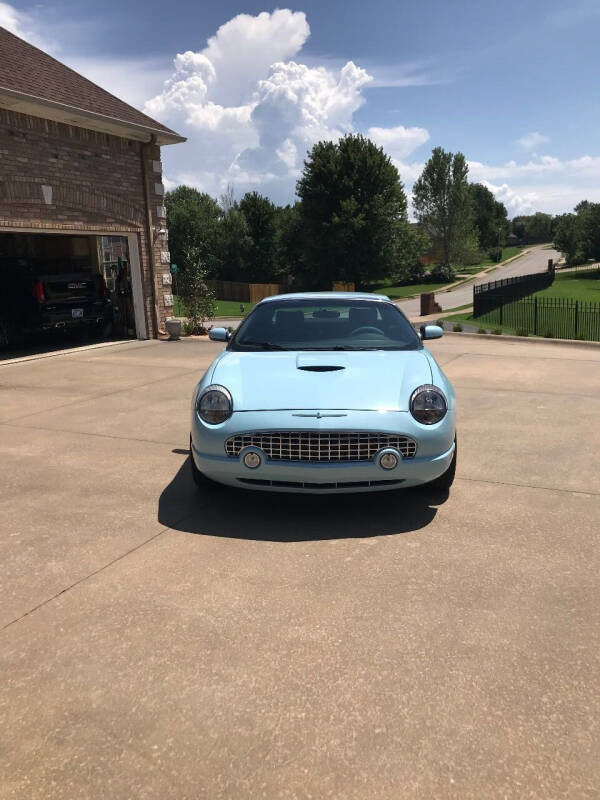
[0, 232, 138, 356]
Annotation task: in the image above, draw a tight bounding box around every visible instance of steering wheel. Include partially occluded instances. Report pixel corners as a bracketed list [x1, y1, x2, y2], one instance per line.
[350, 326, 384, 336]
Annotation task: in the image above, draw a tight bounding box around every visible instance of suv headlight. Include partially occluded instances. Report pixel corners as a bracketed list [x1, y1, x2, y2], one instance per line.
[197, 385, 233, 424]
[410, 384, 447, 425]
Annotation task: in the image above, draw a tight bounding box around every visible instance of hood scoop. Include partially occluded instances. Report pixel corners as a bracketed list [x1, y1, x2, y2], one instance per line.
[298, 365, 345, 372]
[295, 353, 348, 372]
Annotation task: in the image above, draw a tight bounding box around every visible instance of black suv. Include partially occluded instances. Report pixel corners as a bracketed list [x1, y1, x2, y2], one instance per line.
[0, 260, 113, 347]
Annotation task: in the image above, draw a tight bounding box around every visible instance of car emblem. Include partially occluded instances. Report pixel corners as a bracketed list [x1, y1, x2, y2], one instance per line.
[292, 412, 348, 418]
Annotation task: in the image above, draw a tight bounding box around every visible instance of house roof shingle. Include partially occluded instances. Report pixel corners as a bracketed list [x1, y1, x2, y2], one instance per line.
[0, 27, 183, 143]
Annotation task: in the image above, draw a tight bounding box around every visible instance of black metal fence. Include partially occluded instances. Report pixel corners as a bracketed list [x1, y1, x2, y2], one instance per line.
[473, 268, 555, 317]
[475, 295, 600, 340]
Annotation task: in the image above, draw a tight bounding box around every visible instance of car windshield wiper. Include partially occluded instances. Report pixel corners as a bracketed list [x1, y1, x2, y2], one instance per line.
[296, 345, 378, 351]
[239, 340, 288, 350]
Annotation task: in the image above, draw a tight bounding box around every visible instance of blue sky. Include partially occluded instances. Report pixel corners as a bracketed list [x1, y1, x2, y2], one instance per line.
[2, 0, 599, 214]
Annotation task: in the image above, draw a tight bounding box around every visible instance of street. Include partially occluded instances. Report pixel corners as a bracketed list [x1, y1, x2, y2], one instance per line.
[396, 246, 560, 318]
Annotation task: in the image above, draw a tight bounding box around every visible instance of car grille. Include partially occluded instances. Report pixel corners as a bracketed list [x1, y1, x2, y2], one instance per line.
[225, 432, 417, 462]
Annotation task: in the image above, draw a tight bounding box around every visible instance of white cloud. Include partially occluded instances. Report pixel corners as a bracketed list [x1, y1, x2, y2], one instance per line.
[62, 56, 171, 110]
[469, 154, 600, 182]
[481, 180, 538, 216]
[0, 0, 50, 48]
[200, 10, 310, 106]
[516, 131, 550, 151]
[145, 10, 373, 202]
[367, 125, 429, 160]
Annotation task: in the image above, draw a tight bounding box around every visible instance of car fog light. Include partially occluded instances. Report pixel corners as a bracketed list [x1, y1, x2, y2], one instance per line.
[379, 452, 399, 470]
[243, 451, 261, 469]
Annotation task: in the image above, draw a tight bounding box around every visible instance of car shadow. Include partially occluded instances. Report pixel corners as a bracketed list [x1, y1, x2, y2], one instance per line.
[157, 456, 447, 542]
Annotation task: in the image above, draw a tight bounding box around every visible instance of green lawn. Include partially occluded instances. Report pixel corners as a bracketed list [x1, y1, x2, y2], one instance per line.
[374, 280, 453, 299]
[534, 267, 600, 302]
[437, 311, 523, 336]
[457, 246, 524, 274]
[213, 299, 255, 317]
[441, 302, 473, 313]
[172, 296, 255, 318]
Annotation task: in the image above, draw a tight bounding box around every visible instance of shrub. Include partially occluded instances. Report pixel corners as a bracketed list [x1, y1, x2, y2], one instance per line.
[435, 319, 445, 328]
[477, 327, 487, 334]
[429, 262, 456, 282]
[452, 323, 463, 332]
[516, 328, 529, 337]
[543, 330, 554, 338]
[180, 246, 217, 334]
[492, 328, 502, 335]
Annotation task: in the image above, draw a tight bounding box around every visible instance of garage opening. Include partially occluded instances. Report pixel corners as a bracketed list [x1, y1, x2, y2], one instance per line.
[0, 232, 138, 355]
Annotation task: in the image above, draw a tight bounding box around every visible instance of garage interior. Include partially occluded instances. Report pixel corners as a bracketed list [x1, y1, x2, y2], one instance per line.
[0, 231, 137, 354]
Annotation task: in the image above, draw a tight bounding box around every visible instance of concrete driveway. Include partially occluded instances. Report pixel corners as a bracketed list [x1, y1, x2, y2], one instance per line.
[1, 336, 599, 799]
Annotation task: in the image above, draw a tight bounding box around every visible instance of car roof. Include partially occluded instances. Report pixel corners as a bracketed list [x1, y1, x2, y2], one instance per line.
[258, 292, 392, 304]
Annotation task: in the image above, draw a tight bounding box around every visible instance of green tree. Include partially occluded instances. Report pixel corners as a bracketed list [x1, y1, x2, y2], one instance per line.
[577, 202, 600, 260]
[217, 187, 252, 281]
[180, 246, 216, 333]
[553, 214, 578, 264]
[296, 134, 409, 289]
[512, 213, 553, 243]
[239, 192, 278, 282]
[526, 212, 554, 243]
[165, 186, 222, 277]
[390, 224, 429, 285]
[469, 182, 509, 254]
[412, 147, 473, 278]
[274, 203, 304, 285]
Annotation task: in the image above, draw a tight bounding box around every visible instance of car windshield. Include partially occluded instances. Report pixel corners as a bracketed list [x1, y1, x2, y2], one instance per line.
[230, 298, 421, 351]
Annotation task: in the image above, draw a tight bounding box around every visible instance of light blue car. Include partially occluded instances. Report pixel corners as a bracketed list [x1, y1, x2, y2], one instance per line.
[190, 292, 456, 494]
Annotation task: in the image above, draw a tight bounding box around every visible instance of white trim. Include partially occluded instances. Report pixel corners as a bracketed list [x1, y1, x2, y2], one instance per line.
[0, 225, 135, 236]
[127, 232, 147, 340]
[0, 87, 185, 146]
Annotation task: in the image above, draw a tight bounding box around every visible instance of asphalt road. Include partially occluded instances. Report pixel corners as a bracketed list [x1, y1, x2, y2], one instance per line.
[1, 335, 599, 799]
[398, 246, 561, 318]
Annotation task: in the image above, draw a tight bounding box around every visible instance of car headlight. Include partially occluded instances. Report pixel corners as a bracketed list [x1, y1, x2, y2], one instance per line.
[410, 384, 447, 425]
[196, 385, 232, 424]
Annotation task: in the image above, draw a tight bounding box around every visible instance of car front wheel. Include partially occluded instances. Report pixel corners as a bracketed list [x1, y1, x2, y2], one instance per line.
[425, 436, 457, 491]
[189, 436, 222, 491]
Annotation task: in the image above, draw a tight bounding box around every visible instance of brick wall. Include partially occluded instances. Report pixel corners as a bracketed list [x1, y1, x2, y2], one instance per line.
[0, 108, 173, 336]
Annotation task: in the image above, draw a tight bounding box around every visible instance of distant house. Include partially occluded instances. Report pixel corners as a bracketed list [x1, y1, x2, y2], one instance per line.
[0, 27, 185, 339]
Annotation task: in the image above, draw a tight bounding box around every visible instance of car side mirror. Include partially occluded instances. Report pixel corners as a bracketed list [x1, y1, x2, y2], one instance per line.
[420, 324, 444, 340]
[209, 327, 230, 342]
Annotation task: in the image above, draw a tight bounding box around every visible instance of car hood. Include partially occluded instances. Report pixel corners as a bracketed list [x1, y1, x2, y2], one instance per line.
[210, 349, 432, 412]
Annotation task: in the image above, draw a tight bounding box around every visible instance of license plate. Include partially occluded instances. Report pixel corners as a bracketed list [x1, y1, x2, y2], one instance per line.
[71, 308, 84, 318]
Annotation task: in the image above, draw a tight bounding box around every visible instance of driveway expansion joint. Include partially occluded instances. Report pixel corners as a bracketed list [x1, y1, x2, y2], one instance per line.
[1, 525, 175, 634]
[458, 475, 600, 497]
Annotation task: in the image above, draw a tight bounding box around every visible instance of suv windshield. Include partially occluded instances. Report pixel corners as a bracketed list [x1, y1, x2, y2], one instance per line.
[230, 298, 421, 351]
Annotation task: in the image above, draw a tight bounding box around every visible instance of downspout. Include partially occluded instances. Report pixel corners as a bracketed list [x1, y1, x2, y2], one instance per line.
[140, 134, 161, 337]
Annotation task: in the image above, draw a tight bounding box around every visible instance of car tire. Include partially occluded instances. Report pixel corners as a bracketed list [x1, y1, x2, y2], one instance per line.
[101, 319, 114, 339]
[425, 436, 457, 491]
[189, 436, 222, 491]
[0, 316, 10, 348]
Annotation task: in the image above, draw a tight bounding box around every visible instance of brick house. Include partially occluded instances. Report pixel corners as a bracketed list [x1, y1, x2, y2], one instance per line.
[0, 27, 185, 340]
